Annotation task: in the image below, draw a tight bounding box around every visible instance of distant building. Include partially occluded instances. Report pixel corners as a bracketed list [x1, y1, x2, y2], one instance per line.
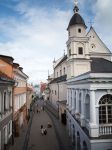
[0, 56, 14, 150]
[0, 55, 28, 143]
[13, 63, 28, 136]
[40, 82, 47, 99]
[26, 84, 34, 119]
[48, 55, 67, 122]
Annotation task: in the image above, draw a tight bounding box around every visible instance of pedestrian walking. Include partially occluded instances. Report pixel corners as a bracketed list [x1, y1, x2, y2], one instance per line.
[41, 106, 43, 111]
[37, 109, 38, 113]
[44, 128, 47, 135]
[41, 125, 44, 135]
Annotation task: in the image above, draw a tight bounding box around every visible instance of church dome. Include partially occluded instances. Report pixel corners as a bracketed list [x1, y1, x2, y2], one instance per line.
[67, 6, 87, 30]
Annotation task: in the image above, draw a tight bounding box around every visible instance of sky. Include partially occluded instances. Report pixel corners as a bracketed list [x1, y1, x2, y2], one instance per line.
[0, 0, 112, 84]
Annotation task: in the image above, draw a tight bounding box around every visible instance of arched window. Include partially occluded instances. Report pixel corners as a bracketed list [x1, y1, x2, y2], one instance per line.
[83, 141, 88, 150]
[99, 94, 112, 124]
[4, 92, 7, 112]
[63, 67, 65, 75]
[85, 94, 90, 120]
[77, 132, 81, 150]
[60, 70, 62, 76]
[72, 125, 75, 145]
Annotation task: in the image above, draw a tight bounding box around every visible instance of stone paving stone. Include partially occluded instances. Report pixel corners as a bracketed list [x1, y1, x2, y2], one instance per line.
[9, 123, 28, 150]
[28, 100, 59, 150]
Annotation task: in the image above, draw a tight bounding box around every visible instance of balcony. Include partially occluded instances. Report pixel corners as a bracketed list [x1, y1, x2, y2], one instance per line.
[99, 124, 112, 135]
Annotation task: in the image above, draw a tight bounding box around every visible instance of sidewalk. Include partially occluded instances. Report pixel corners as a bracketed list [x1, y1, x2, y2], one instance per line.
[9, 123, 28, 150]
[28, 100, 59, 150]
[45, 108, 75, 150]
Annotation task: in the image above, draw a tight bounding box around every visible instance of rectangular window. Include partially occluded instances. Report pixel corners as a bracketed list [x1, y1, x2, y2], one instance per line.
[78, 47, 83, 55]
[60, 70, 62, 76]
[78, 28, 81, 33]
[69, 49, 71, 56]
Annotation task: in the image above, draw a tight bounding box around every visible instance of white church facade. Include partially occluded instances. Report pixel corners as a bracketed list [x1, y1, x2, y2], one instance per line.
[66, 2, 112, 150]
[47, 1, 112, 149]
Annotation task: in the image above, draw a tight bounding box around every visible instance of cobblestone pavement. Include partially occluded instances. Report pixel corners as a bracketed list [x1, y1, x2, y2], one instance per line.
[28, 99, 59, 150]
[9, 123, 28, 150]
[28, 99, 75, 150]
[45, 107, 75, 150]
[9, 99, 75, 150]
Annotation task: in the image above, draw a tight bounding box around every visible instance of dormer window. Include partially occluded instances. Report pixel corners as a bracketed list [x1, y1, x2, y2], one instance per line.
[78, 28, 81, 33]
[78, 47, 83, 55]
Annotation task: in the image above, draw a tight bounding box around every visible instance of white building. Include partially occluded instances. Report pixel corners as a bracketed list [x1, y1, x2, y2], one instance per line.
[49, 55, 67, 109]
[0, 71, 14, 150]
[66, 2, 112, 150]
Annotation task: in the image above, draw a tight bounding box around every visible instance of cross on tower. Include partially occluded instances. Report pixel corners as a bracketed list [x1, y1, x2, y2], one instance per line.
[74, 0, 78, 6]
[88, 20, 94, 27]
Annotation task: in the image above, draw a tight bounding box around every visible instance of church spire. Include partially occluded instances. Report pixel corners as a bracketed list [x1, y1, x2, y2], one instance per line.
[73, 0, 79, 13]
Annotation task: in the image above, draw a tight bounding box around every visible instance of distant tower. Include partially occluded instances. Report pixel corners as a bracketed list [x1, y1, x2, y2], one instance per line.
[66, 0, 90, 79]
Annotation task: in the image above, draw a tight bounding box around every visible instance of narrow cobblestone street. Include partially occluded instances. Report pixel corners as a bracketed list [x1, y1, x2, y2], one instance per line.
[27, 99, 75, 150]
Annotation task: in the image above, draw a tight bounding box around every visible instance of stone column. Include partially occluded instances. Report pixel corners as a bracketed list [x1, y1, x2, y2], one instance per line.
[81, 90, 85, 126]
[70, 89, 72, 111]
[75, 89, 79, 113]
[89, 90, 99, 137]
[72, 89, 75, 114]
[68, 89, 71, 110]
[90, 90, 96, 124]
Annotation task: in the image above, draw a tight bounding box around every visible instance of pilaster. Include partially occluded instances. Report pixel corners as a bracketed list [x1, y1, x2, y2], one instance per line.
[89, 90, 99, 137]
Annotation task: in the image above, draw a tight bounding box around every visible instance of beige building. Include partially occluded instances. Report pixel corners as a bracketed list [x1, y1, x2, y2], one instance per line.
[49, 55, 67, 108]
[26, 84, 34, 120]
[0, 71, 14, 150]
[13, 63, 28, 136]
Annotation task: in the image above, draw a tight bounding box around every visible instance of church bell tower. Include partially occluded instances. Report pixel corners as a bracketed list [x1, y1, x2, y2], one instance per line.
[67, 0, 90, 79]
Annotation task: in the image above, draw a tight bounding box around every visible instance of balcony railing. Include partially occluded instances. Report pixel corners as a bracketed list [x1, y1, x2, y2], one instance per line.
[99, 124, 112, 135]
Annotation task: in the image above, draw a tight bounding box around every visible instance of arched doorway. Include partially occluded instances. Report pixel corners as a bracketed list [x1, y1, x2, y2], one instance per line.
[76, 132, 81, 150]
[83, 141, 88, 150]
[72, 125, 75, 145]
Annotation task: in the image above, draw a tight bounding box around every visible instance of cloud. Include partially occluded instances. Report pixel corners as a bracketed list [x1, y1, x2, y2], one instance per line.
[0, 0, 112, 84]
[93, 0, 112, 50]
[0, 1, 71, 83]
